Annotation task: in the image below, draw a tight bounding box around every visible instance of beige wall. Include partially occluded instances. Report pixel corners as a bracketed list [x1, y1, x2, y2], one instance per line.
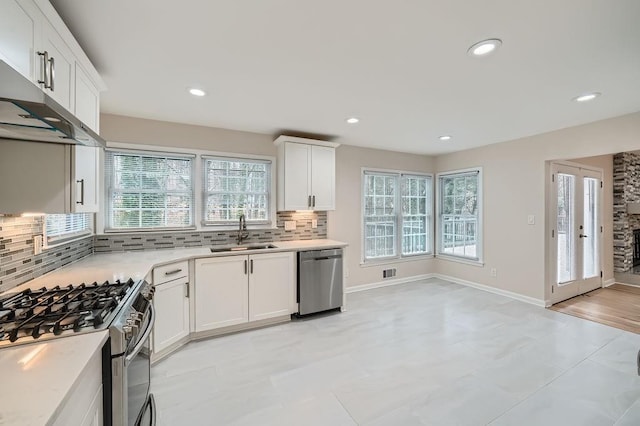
[328, 145, 435, 288]
[434, 112, 640, 302]
[101, 114, 275, 156]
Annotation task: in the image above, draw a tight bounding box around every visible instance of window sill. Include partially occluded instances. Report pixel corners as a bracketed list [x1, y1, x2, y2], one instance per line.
[436, 253, 484, 267]
[44, 233, 93, 250]
[361, 253, 434, 267]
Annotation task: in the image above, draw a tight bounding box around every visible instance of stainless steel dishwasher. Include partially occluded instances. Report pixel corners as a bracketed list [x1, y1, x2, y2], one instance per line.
[297, 248, 343, 315]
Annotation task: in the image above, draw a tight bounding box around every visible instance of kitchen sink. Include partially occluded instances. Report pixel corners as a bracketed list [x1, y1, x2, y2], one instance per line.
[210, 244, 277, 253]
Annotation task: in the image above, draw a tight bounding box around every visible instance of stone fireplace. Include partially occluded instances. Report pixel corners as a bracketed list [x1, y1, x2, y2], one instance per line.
[613, 152, 640, 273]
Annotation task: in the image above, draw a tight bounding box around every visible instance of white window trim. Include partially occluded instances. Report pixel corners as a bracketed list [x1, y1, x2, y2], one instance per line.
[43, 214, 94, 249]
[435, 167, 484, 266]
[360, 167, 434, 264]
[100, 142, 277, 233]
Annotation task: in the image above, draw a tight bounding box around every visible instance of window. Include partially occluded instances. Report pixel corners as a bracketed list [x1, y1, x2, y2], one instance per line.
[363, 170, 432, 261]
[44, 213, 92, 246]
[437, 168, 482, 262]
[105, 150, 195, 230]
[203, 156, 271, 225]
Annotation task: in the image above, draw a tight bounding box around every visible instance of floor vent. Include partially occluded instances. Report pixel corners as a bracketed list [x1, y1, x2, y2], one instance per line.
[383, 268, 396, 279]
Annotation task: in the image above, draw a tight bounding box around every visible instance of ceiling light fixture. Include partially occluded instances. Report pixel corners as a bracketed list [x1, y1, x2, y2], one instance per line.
[467, 38, 502, 57]
[346, 117, 360, 124]
[573, 92, 601, 102]
[439, 135, 452, 141]
[189, 88, 206, 97]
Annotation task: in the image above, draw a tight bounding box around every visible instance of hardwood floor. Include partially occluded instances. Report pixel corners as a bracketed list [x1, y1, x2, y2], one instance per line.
[550, 284, 640, 334]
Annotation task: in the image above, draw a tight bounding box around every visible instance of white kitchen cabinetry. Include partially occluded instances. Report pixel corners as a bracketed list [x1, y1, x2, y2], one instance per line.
[0, 0, 105, 132]
[52, 344, 103, 426]
[274, 136, 339, 211]
[152, 261, 190, 354]
[194, 252, 294, 332]
[0, 140, 100, 214]
[0, 0, 41, 82]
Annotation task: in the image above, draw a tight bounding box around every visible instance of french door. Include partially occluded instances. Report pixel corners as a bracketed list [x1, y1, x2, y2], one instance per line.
[550, 163, 602, 304]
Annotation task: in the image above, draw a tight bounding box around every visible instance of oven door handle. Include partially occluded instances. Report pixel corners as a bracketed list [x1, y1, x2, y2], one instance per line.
[135, 393, 156, 426]
[125, 304, 155, 365]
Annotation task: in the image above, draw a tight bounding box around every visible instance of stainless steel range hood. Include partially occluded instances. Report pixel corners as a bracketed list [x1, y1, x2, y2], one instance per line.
[0, 60, 105, 147]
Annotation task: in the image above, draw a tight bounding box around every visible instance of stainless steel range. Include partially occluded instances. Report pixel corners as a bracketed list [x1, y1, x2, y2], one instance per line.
[0, 278, 156, 426]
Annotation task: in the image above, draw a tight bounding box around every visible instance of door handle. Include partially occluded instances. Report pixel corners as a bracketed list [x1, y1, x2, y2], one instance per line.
[76, 179, 85, 205]
[308, 195, 312, 208]
[48, 56, 55, 91]
[244, 259, 248, 274]
[579, 234, 588, 238]
[250, 259, 254, 274]
[37, 51, 48, 87]
[312, 195, 316, 208]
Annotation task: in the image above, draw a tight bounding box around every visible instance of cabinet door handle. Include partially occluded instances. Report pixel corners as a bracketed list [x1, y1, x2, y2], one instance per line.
[244, 259, 248, 275]
[312, 195, 316, 208]
[308, 195, 312, 208]
[164, 268, 182, 276]
[250, 259, 254, 274]
[48, 56, 55, 91]
[185, 282, 190, 298]
[37, 51, 48, 87]
[76, 179, 85, 205]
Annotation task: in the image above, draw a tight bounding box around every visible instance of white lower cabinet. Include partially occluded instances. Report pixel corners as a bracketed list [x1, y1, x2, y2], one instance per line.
[152, 261, 190, 354]
[195, 252, 294, 332]
[152, 277, 190, 353]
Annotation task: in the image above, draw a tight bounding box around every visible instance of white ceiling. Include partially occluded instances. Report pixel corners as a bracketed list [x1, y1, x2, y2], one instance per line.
[51, 0, 640, 155]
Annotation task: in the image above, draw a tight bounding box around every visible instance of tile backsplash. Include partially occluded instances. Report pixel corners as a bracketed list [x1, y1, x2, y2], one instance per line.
[95, 211, 327, 252]
[0, 211, 326, 292]
[0, 216, 93, 292]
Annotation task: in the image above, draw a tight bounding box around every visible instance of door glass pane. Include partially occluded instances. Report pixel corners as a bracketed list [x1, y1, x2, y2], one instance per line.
[557, 173, 575, 284]
[583, 177, 599, 279]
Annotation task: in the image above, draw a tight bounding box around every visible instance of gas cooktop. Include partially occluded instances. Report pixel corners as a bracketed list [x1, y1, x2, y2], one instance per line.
[0, 279, 138, 347]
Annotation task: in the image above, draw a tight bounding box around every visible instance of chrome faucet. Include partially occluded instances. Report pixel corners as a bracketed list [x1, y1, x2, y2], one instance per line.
[236, 214, 249, 245]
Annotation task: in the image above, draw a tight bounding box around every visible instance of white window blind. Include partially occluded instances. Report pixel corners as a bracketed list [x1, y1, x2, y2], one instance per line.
[203, 156, 271, 225]
[44, 213, 92, 246]
[438, 170, 481, 260]
[105, 150, 195, 230]
[363, 171, 432, 261]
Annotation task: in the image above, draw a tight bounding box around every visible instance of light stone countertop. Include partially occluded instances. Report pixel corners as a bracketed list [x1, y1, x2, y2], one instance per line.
[0, 331, 108, 426]
[0, 239, 346, 425]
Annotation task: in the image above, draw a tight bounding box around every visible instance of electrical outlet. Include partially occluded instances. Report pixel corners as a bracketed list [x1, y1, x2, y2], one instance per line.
[33, 235, 43, 255]
[311, 219, 318, 229]
[284, 221, 296, 231]
[490, 268, 497, 277]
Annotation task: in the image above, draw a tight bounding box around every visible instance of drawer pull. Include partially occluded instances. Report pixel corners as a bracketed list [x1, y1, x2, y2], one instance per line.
[164, 269, 183, 276]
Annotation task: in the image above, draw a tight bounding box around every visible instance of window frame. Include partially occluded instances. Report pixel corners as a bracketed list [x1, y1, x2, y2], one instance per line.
[201, 155, 273, 227]
[43, 213, 93, 248]
[435, 167, 483, 265]
[104, 148, 196, 232]
[361, 168, 434, 264]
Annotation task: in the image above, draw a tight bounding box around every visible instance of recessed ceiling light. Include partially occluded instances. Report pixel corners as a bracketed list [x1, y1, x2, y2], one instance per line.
[439, 135, 452, 141]
[346, 117, 360, 124]
[189, 88, 206, 97]
[573, 92, 601, 102]
[467, 39, 502, 57]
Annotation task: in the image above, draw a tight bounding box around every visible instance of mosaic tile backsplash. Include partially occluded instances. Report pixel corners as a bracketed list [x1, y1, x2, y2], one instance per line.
[94, 211, 327, 252]
[0, 216, 93, 292]
[0, 211, 326, 291]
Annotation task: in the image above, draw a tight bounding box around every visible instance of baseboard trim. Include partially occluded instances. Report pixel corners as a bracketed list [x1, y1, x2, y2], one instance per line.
[603, 278, 616, 288]
[431, 273, 547, 308]
[344, 274, 434, 293]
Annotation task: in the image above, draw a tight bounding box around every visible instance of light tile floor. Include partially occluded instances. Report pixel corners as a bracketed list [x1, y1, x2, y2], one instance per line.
[151, 278, 640, 425]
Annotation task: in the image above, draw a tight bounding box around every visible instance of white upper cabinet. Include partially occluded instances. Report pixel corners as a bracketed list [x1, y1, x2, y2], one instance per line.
[0, 0, 40, 81]
[72, 145, 99, 213]
[275, 136, 339, 211]
[0, 0, 105, 132]
[40, 19, 74, 111]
